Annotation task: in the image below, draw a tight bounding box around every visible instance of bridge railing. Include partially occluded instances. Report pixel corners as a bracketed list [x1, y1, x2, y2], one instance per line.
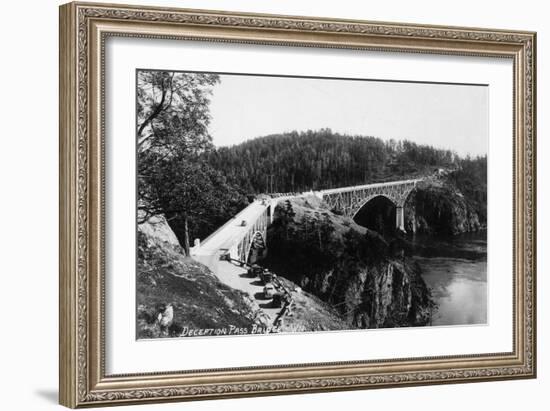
[235, 205, 270, 262]
[193, 199, 275, 261]
[318, 178, 422, 195]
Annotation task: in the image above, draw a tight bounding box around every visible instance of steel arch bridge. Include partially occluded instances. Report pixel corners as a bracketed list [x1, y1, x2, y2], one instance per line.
[317, 179, 421, 231]
[191, 178, 422, 266]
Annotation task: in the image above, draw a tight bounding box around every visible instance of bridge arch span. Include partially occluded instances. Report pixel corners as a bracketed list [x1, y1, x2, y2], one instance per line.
[351, 185, 418, 227]
[320, 179, 420, 232]
[353, 195, 398, 235]
[351, 193, 398, 218]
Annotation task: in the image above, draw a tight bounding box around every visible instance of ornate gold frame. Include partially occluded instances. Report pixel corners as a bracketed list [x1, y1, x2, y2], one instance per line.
[59, 2, 537, 408]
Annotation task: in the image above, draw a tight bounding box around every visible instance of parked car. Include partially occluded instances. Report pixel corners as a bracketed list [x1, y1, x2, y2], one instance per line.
[263, 283, 276, 299]
[271, 292, 284, 308]
[219, 250, 231, 261]
[260, 269, 273, 284]
[247, 264, 263, 278]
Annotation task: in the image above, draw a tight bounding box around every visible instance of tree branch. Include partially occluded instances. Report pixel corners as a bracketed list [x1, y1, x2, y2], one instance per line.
[137, 77, 168, 140]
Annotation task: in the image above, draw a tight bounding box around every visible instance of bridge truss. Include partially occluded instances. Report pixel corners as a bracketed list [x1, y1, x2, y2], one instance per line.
[319, 179, 421, 231]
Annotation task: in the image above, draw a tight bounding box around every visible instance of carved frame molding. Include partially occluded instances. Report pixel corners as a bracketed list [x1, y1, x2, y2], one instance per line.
[59, 2, 536, 407]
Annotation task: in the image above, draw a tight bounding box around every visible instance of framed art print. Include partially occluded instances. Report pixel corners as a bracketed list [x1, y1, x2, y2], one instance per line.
[59, 2, 536, 408]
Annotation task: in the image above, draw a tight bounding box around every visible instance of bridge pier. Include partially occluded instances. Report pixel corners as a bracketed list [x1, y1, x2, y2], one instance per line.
[396, 206, 405, 232]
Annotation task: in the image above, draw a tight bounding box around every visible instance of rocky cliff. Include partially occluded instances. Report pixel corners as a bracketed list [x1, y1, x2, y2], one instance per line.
[404, 178, 482, 235]
[264, 197, 434, 329]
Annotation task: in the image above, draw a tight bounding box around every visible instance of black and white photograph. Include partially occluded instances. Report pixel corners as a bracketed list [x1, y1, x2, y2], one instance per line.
[136, 69, 488, 339]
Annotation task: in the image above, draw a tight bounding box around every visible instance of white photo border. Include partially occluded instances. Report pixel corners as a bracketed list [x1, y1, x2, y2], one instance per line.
[105, 36, 513, 375]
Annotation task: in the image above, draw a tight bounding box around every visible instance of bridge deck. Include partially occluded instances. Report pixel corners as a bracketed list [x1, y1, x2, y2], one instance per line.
[194, 200, 271, 256]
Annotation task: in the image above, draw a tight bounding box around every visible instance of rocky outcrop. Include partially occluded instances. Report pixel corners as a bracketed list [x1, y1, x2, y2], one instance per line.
[404, 179, 482, 235]
[299, 253, 432, 329]
[344, 260, 432, 328]
[264, 197, 434, 329]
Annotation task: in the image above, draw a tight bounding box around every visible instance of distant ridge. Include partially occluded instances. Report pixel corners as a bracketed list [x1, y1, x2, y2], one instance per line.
[206, 129, 460, 194]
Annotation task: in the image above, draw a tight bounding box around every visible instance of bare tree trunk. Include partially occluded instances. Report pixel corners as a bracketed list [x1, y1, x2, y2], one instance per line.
[183, 216, 190, 256]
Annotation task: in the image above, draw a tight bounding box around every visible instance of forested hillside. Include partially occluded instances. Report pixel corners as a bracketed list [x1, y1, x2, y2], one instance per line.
[447, 156, 487, 223]
[136, 69, 486, 247]
[206, 129, 458, 194]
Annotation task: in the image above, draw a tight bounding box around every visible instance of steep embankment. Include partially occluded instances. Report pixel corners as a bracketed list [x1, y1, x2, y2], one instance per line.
[264, 197, 434, 329]
[404, 177, 482, 235]
[137, 216, 266, 338]
[137, 215, 347, 337]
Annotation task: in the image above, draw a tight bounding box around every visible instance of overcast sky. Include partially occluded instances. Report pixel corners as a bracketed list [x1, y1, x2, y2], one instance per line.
[208, 74, 488, 157]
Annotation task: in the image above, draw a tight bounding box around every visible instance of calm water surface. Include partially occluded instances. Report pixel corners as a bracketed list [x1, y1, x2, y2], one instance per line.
[409, 232, 487, 326]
